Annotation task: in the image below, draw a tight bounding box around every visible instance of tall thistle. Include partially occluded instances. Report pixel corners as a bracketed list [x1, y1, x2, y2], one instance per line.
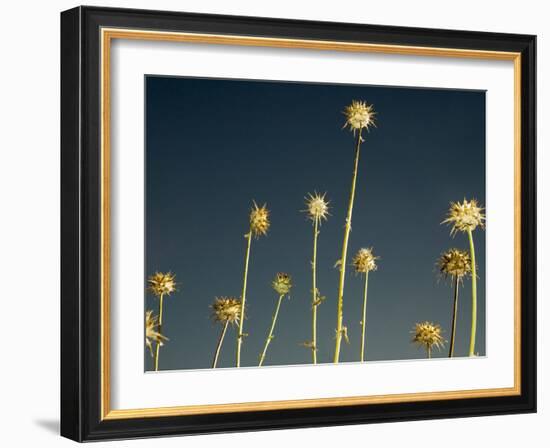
[211, 297, 241, 368]
[236, 201, 270, 367]
[334, 100, 376, 363]
[442, 199, 485, 356]
[438, 249, 471, 357]
[259, 273, 292, 366]
[303, 192, 330, 364]
[412, 321, 446, 359]
[145, 310, 168, 359]
[147, 272, 177, 371]
[352, 248, 378, 362]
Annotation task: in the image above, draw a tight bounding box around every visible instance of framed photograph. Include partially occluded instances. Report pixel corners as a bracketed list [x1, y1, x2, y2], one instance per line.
[60, 6, 536, 441]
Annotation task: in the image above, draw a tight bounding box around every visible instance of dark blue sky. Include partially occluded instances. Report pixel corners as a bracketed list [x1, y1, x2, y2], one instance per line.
[145, 76, 486, 371]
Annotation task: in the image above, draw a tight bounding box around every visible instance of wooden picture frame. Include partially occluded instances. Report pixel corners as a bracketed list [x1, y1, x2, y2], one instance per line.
[61, 6, 536, 441]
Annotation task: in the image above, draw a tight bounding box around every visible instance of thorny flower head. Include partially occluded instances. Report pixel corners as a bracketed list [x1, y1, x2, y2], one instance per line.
[145, 310, 168, 357]
[438, 248, 471, 280]
[304, 192, 330, 223]
[211, 297, 242, 325]
[352, 247, 379, 274]
[343, 100, 376, 135]
[272, 272, 293, 296]
[411, 321, 446, 351]
[442, 199, 485, 236]
[249, 201, 270, 238]
[147, 272, 177, 297]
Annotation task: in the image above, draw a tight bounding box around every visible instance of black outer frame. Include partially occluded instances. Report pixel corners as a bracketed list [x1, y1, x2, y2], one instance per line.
[60, 5, 536, 442]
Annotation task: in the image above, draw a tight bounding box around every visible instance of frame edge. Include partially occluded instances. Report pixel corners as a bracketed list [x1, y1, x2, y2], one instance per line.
[519, 33, 537, 414]
[60, 5, 84, 442]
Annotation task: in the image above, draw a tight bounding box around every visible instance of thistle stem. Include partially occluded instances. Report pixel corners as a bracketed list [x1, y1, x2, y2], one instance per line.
[154, 293, 164, 371]
[427, 344, 432, 359]
[236, 231, 252, 367]
[467, 229, 477, 356]
[311, 217, 319, 364]
[259, 294, 285, 367]
[334, 129, 363, 363]
[360, 272, 369, 362]
[448, 276, 460, 358]
[212, 321, 229, 369]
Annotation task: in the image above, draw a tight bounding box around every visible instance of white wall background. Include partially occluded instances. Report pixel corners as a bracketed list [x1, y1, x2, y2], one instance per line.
[0, 0, 545, 446]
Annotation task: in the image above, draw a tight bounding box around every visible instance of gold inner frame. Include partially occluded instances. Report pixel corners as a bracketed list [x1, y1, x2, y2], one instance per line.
[100, 28, 522, 420]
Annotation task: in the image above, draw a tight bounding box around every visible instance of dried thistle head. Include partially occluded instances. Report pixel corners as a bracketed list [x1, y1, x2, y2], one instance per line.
[249, 201, 270, 238]
[442, 199, 485, 235]
[211, 297, 242, 325]
[352, 247, 379, 274]
[438, 248, 471, 279]
[272, 272, 292, 296]
[304, 192, 330, 223]
[145, 310, 168, 357]
[343, 100, 376, 134]
[412, 321, 446, 351]
[147, 272, 177, 297]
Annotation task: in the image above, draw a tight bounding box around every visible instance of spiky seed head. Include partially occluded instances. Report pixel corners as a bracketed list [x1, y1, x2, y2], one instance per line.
[147, 272, 177, 297]
[304, 192, 330, 223]
[442, 199, 485, 235]
[249, 202, 270, 238]
[145, 310, 168, 357]
[343, 100, 376, 134]
[272, 272, 292, 296]
[352, 247, 379, 274]
[211, 297, 242, 325]
[411, 321, 446, 351]
[438, 248, 471, 279]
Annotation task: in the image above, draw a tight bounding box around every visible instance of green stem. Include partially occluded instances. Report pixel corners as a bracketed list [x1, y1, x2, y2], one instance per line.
[467, 229, 477, 356]
[449, 276, 460, 358]
[154, 293, 164, 371]
[311, 217, 319, 364]
[236, 231, 253, 367]
[334, 129, 363, 363]
[427, 344, 432, 359]
[360, 272, 369, 362]
[259, 294, 285, 366]
[212, 321, 229, 369]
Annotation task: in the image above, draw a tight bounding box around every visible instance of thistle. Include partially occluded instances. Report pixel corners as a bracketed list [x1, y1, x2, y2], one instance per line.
[236, 201, 270, 367]
[439, 248, 472, 279]
[145, 310, 168, 358]
[438, 249, 471, 358]
[250, 201, 270, 238]
[211, 297, 241, 368]
[442, 199, 485, 236]
[352, 248, 378, 362]
[303, 192, 330, 364]
[259, 273, 292, 366]
[305, 192, 330, 223]
[352, 248, 378, 274]
[148, 272, 176, 296]
[334, 100, 376, 363]
[343, 100, 376, 137]
[272, 272, 292, 295]
[147, 271, 177, 371]
[443, 199, 485, 356]
[412, 321, 446, 359]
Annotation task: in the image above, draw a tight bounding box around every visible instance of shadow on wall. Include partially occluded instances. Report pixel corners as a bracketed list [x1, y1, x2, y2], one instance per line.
[33, 419, 59, 435]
